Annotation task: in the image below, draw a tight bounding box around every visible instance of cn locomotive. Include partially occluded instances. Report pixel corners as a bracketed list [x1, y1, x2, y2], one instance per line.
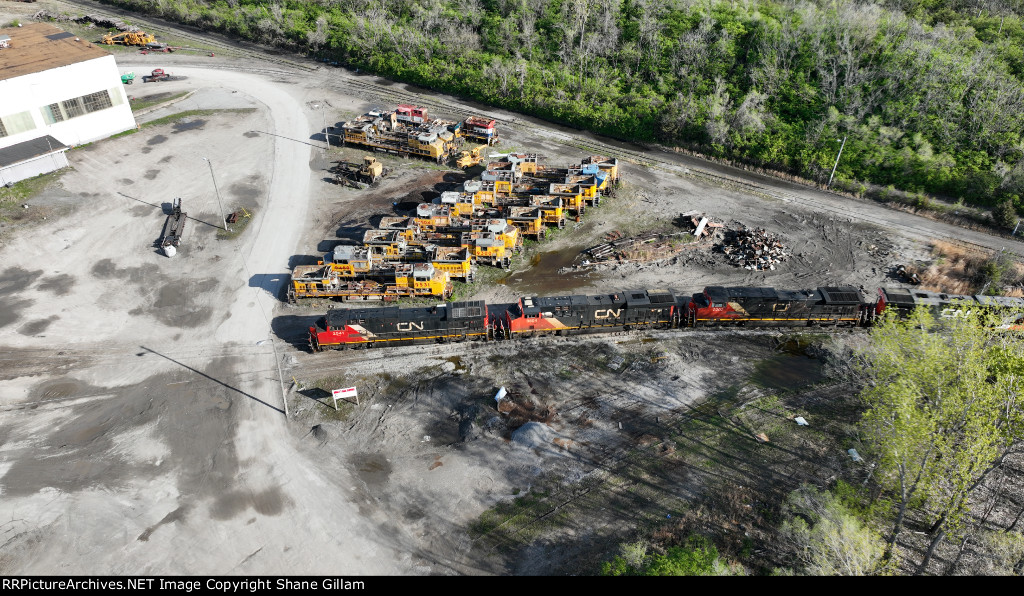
[307, 285, 1024, 351]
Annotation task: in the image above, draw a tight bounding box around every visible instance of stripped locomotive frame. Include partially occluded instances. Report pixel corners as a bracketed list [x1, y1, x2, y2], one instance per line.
[307, 285, 1024, 351]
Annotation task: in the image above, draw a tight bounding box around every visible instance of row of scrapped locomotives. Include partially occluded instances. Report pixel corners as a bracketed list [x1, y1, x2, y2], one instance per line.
[334, 105, 499, 163]
[287, 154, 620, 302]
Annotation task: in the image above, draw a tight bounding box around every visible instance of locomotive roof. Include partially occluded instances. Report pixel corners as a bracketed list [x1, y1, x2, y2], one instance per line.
[705, 286, 863, 304]
[525, 290, 675, 313]
[819, 286, 864, 304]
[326, 300, 485, 326]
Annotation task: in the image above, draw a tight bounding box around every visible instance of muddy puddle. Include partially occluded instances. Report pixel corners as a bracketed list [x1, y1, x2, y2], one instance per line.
[500, 246, 594, 294]
[750, 338, 824, 391]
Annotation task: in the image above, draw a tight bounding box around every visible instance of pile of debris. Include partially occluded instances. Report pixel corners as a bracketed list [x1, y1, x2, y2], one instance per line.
[34, 11, 140, 32]
[681, 212, 725, 241]
[582, 231, 685, 265]
[720, 227, 788, 271]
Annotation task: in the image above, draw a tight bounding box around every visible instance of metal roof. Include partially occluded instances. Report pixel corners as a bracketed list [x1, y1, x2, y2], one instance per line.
[0, 23, 111, 82]
[0, 135, 69, 168]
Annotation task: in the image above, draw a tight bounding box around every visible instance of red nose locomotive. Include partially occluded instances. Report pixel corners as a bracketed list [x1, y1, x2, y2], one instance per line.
[305, 285, 1024, 351]
[309, 300, 488, 351]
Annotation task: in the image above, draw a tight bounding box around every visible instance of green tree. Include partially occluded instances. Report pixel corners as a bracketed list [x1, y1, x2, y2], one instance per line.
[601, 535, 742, 576]
[993, 199, 1020, 229]
[779, 485, 886, 576]
[858, 306, 1024, 570]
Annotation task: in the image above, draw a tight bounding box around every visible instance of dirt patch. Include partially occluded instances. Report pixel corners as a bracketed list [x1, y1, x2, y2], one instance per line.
[130, 204, 154, 217]
[90, 259, 150, 283]
[243, 131, 260, 138]
[18, 318, 55, 336]
[0, 299, 30, 329]
[229, 181, 261, 204]
[137, 505, 190, 542]
[0, 267, 42, 296]
[36, 275, 75, 296]
[147, 135, 168, 145]
[119, 178, 135, 186]
[150, 278, 218, 328]
[144, 170, 160, 181]
[173, 119, 206, 133]
[350, 452, 392, 490]
[211, 487, 289, 520]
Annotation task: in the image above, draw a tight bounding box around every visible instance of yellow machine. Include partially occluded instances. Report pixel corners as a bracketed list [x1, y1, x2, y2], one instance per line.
[102, 30, 156, 46]
[456, 145, 484, 169]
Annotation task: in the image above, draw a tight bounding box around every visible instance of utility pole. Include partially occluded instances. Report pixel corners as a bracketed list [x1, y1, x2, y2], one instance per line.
[322, 105, 330, 149]
[827, 136, 847, 188]
[202, 157, 228, 231]
[1014, 220, 1021, 236]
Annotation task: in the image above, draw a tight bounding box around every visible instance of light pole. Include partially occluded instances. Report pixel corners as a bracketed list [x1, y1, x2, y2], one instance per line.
[202, 157, 228, 231]
[827, 136, 847, 188]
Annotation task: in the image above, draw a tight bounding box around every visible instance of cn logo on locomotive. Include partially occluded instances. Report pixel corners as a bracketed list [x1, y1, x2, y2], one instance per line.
[594, 309, 622, 319]
[396, 321, 425, 331]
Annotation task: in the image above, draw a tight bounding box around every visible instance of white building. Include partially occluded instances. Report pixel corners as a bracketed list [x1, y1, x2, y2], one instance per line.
[0, 23, 137, 182]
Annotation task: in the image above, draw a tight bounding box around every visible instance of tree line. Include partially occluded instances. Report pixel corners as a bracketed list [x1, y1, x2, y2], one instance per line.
[94, 0, 1024, 220]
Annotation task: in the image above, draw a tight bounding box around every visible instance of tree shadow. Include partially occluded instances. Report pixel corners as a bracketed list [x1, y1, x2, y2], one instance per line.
[247, 273, 287, 301]
[271, 314, 321, 349]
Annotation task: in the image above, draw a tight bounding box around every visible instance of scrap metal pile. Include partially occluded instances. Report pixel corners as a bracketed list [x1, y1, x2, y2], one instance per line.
[719, 227, 788, 271]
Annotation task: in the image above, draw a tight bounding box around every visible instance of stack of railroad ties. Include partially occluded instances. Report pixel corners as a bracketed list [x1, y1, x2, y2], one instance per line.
[288, 151, 620, 302]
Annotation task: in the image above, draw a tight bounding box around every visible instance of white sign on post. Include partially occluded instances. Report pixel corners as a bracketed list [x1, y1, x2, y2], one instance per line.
[332, 386, 358, 410]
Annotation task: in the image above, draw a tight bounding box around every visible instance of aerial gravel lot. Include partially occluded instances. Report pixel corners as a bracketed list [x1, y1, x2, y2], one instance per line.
[1, 1, 1021, 576]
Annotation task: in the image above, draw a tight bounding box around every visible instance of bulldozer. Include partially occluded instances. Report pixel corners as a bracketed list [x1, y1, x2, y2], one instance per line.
[456, 145, 484, 169]
[331, 156, 388, 188]
[101, 30, 156, 46]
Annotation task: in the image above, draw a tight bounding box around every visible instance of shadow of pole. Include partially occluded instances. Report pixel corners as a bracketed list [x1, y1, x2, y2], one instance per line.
[118, 192, 221, 230]
[138, 346, 285, 416]
[249, 130, 325, 149]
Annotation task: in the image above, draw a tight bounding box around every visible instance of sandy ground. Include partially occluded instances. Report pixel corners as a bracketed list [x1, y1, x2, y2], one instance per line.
[0, 0, 1022, 577]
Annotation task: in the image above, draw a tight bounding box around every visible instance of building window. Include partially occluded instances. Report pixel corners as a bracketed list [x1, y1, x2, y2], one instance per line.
[0, 111, 37, 137]
[61, 97, 85, 119]
[82, 91, 113, 113]
[40, 103, 65, 125]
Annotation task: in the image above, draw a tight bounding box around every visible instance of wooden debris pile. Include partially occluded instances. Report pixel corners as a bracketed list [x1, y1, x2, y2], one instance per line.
[683, 214, 725, 241]
[583, 231, 684, 264]
[720, 227, 788, 271]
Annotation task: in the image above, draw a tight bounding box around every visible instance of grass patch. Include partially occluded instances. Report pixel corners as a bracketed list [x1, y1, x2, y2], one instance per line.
[0, 170, 67, 223]
[215, 207, 255, 240]
[110, 108, 258, 139]
[142, 108, 257, 129]
[129, 91, 189, 112]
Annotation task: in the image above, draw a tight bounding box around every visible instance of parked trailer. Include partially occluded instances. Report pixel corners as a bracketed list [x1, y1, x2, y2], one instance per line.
[160, 198, 187, 253]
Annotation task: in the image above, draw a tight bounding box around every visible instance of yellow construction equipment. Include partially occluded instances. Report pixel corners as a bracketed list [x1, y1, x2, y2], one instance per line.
[456, 145, 485, 169]
[101, 30, 156, 46]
